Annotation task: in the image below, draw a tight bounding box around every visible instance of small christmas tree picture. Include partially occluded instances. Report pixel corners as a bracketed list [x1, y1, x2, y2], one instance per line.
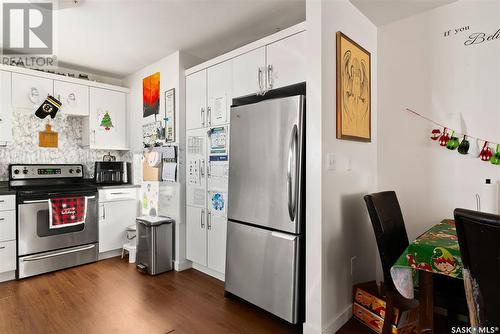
[100, 112, 114, 131]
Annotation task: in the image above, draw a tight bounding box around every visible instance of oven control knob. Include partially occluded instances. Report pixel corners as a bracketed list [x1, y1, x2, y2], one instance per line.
[14, 169, 20, 175]
[76, 168, 81, 174]
[22, 169, 28, 175]
[69, 169, 74, 174]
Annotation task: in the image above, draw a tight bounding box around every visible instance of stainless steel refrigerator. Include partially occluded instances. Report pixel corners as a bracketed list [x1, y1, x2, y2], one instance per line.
[225, 95, 304, 324]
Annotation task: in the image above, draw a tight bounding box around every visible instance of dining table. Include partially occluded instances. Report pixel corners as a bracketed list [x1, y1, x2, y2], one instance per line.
[390, 219, 466, 333]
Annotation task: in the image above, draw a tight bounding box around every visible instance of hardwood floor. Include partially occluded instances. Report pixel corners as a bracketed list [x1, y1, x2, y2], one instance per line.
[0, 257, 300, 334]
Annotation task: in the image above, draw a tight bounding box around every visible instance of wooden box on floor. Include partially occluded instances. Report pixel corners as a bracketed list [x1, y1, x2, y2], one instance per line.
[352, 281, 418, 334]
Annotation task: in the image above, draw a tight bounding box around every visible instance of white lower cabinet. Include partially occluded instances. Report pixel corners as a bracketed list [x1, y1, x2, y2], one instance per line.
[186, 205, 207, 266]
[98, 189, 138, 254]
[207, 213, 227, 274]
[186, 206, 227, 275]
[0, 195, 17, 277]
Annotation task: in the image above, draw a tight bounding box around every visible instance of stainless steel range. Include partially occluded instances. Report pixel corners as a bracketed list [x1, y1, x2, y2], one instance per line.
[9, 164, 98, 279]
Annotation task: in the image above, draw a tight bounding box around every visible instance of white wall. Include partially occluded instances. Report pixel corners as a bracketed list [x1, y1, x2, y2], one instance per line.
[123, 51, 202, 270]
[305, 1, 378, 333]
[378, 1, 500, 245]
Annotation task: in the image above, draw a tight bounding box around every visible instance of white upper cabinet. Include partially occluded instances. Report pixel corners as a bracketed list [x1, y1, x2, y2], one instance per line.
[186, 69, 207, 130]
[207, 61, 232, 127]
[0, 71, 13, 144]
[11, 73, 53, 110]
[232, 47, 266, 98]
[54, 80, 89, 116]
[266, 31, 306, 90]
[86, 87, 128, 150]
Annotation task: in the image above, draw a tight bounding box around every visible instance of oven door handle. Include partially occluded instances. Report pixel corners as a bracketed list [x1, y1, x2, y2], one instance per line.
[21, 196, 96, 205]
[21, 244, 96, 262]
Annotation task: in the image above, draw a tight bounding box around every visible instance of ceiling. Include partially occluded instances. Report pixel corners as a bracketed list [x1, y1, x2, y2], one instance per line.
[350, 0, 457, 27]
[50, 0, 305, 78]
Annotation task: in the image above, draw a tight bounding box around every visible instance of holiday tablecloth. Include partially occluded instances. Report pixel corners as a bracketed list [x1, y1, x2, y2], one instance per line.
[390, 219, 463, 299]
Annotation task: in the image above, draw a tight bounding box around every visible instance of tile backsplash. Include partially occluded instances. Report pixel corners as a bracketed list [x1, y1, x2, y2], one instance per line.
[0, 110, 131, 181]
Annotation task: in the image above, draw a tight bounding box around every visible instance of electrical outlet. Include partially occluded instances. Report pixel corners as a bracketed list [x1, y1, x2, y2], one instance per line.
[351, 256, 357, 276]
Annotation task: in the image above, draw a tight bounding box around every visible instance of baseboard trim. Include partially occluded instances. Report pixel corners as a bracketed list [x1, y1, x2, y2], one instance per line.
[174, 259, 192, 272]
[323, 304, 352, 334]
[191, 262, 225, 282]
[303, 322, 322, 334]
[98, 249, 122, 261]
[0, 270, 16, 283]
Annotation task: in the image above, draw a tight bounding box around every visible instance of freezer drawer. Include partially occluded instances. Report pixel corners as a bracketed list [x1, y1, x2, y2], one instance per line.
[225, 221, 300, 324]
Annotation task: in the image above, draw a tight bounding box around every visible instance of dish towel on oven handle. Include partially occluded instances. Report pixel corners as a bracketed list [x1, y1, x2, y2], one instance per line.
[49, 196, 93, 229]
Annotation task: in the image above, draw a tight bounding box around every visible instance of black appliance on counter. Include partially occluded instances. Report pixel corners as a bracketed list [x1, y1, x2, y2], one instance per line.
[94, 161, 131, 185]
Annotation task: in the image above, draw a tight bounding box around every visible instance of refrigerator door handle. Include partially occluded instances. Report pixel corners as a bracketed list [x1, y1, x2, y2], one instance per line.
[271, 231, 297, 241]
[287, 124, 298, 222]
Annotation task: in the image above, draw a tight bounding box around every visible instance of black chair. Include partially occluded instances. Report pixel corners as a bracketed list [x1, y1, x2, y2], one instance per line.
[364, 191, 468, 333]
[364, 191, 410, 334]
[454, 208, 500, 326]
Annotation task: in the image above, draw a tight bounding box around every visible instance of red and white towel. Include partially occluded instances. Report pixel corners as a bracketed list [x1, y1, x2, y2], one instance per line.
[49, 196, 88, 229]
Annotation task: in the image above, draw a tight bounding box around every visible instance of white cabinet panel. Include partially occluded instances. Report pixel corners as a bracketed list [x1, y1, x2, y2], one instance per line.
[186, 70, 207, 130]
[12, 73, 53, 110]
[0, 211, 15, 242]
[54, 80, 89, 116]
[266, 31, 306, 90]
[99, 199, 137, 253]
[0, 71, 12, 144]
[208, 61, 232, 127]
[207, 213, 227, 274]
[186, 205, 207, 266]
[232, 47, 266, 98]
[87, 87, 128, 150]
[0, 195, 16, 212]
[186, 128, 207, 208]
[0, 240, 16, 273]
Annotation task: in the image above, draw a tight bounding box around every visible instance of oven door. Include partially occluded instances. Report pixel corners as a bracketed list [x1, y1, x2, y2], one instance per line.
[18, 191, 98, 256]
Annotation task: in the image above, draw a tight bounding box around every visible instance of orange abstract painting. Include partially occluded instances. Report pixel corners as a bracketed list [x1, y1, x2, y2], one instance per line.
[143, 72, 160, 117]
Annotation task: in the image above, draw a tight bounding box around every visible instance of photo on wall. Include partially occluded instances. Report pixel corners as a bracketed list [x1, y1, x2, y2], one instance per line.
[336, 31, 371, 142]
[143, 72, 160, 117]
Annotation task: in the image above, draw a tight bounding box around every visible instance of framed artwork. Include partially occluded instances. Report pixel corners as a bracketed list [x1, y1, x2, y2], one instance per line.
[164, 88, 175, 143]
[336, 31, 371, 142]
[143, 72, 160, 117]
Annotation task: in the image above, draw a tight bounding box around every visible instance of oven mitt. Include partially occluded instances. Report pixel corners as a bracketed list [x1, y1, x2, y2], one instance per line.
[35, 96, 62, 119]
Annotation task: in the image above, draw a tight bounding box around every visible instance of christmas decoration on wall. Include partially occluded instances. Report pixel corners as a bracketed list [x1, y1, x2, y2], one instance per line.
[405, 108, 500, 166]
[100, 111, 114, 131]
[35, 96, 62, 120]
[39, 123, 58, 148]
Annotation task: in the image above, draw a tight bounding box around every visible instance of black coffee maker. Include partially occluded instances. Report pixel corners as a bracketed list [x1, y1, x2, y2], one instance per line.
[94, 162, 130, 185]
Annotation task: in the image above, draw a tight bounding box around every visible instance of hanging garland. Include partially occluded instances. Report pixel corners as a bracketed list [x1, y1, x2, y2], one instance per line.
[405, 108, 500, 165]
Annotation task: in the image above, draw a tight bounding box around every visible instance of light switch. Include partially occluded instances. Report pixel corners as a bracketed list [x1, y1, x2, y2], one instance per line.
[327, 153, 337, 171]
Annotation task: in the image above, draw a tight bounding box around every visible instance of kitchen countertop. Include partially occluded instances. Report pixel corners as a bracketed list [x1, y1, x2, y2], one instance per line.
[0, 181, 15, 195]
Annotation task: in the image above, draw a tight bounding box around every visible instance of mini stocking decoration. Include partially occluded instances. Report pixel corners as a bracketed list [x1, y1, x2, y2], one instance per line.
[479, 141, 493, 161]
[446, 131, 459, 150]
[430, 129, 441, 140]
[457, 135, 470, 155]
[491, 144, 500, 165]
[438, 128, 450, 147]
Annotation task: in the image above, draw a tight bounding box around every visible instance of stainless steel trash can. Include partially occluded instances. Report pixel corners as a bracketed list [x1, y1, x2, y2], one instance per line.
[136, 216, 174, 275]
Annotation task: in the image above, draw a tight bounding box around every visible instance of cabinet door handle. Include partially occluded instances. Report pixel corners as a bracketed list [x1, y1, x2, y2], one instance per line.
[207, 210, 212, 230]
[200, 159, 205, 178]
[0, 218, 4, 221]
[29, 87, 40, 104]
[101, 204, 106, 220]
[207, 162, 211, 178]
[267, 64, 274, 90]
[67, 93, 76, 105]
[258, 67, 264, 95]
[0, 246, 5, 250]
[200, 209, 205, 228]
[201, 107, 205, 127]
[207, 107, 212, 126]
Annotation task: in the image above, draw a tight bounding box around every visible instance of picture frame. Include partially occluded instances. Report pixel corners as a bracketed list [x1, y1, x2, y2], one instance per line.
[164, 88, 176, 143]
[336, 31, 371, 142]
